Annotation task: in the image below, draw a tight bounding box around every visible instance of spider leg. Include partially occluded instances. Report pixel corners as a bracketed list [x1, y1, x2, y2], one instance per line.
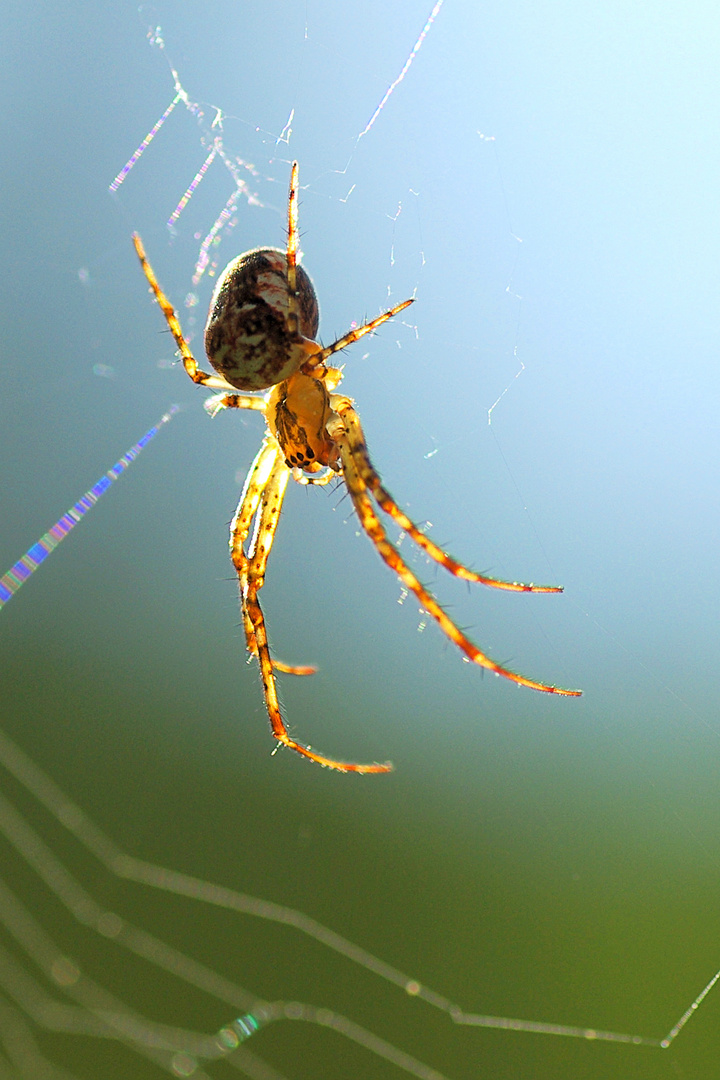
[293, 466, 338, 487]
[333, 417, 581, 697]
[232, 437, 285, 666]
[203, 392, 268, 419]
[285, 161, 300, 339]
[133, 233, 235, 390]
[206, 397, 313, 674]
[284, 161, 412, 364]
[310, 299, 415, 367]
[225, 434, 313, 678]
[336, 403, 562, 594]
[233, 443, 392, 772]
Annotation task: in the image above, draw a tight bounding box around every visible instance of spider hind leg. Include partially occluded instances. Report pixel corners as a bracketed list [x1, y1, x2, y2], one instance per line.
[332, 406, 581, 697]
[337, 403, 564, 594]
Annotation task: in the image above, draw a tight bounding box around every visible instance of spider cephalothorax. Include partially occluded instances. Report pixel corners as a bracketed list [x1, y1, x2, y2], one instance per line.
[266, 369, 343, 472]
[133, 161, 580, 773]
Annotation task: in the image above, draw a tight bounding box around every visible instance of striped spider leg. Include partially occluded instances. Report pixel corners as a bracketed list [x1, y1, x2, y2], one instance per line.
[134, 161, 580, 773]
[332, 401, 582, 694]
[221, 426, 317, 678]
[203, 394, 394, 774]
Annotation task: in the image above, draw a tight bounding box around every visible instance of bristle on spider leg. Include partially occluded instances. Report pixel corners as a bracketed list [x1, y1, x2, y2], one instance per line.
[244, 586, 393, 773]
[337, 433, 581, 697]
[285, 161, 300, 338]
[337, 403, 565, 594]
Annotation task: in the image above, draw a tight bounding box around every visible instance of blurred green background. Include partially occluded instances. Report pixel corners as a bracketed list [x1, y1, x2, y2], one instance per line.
[2, 1, 720, 1076]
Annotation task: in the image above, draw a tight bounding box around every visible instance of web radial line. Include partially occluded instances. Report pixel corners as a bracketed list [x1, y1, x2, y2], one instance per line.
[0, 406, 178, 610]
[108, 92, 183, 193]
[0, 775, 451, 1078]
[167, 143, 218, 227]
[358, 0, 445, 138]
[0, 724, 715, 1051]
[660, 967, 720, 1047]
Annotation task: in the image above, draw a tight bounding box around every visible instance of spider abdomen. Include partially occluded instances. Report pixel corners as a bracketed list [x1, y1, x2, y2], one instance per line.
[204, 248, 320, 392]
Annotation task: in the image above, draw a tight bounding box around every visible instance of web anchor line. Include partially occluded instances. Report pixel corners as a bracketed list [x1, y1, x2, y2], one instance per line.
[0, 407, 178, 610]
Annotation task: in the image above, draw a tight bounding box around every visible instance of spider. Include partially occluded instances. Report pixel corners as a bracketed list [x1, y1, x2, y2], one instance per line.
[133, 162, 581, 774]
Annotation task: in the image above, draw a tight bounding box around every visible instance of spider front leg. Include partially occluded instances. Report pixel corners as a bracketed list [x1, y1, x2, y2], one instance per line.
[331, 410, 581, 697]
[285, 160, 301, 340]
[232, 437, 392, 772]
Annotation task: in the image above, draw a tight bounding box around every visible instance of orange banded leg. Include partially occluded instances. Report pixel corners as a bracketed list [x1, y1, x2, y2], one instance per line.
[308, 299, 415, 368]
[285, 161, 300, 339]
[335, 426, 581, 697]
[133, 233, 235, 391]
[229, 436, 315, 677]
[230, 437, 282, 666]
[337, 403, 562, 594]
[204, 392, 268, 419]
[205, 394, 312, 674]
[243, 446, 316, 676]
[243, 580, 393, 773]
[234, 449, 391, 772]
[208, 401, 313, 675]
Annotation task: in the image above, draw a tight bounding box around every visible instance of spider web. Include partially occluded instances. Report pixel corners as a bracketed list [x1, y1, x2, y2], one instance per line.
[3, 2, 720, 1078]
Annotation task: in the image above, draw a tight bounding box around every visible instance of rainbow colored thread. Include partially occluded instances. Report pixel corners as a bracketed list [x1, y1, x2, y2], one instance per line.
[0, 407, 177, 610]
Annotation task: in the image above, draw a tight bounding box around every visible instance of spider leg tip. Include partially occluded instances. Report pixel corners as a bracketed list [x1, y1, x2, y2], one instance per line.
[366, 761, 394, 775]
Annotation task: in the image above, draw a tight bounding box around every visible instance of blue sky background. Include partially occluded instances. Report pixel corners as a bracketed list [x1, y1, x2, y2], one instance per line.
[2, 1, 720, 1077]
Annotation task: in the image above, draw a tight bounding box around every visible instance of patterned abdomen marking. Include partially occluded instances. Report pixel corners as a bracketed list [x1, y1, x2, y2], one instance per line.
[204, 248, 320, 391]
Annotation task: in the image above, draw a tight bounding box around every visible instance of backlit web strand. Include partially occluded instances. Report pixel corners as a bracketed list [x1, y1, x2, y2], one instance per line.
[0, 407, 177, 610]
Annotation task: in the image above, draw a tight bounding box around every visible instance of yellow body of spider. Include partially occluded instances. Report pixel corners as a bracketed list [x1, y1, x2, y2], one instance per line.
[133, 162, 581, 773]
